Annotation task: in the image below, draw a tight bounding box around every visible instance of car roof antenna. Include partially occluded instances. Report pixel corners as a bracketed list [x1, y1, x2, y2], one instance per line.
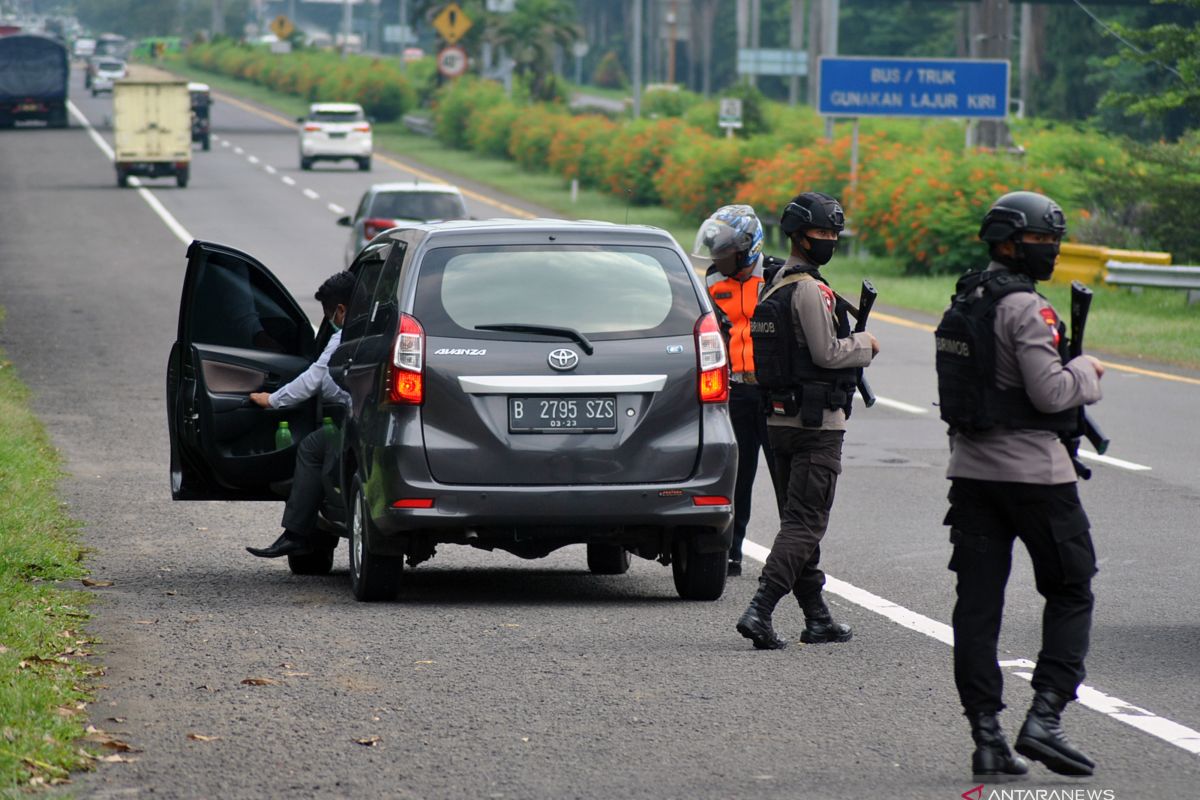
[624, 186, 633, 225]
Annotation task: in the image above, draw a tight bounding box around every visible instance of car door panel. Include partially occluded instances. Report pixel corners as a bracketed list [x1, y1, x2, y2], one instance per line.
[168, 241, 317, 501]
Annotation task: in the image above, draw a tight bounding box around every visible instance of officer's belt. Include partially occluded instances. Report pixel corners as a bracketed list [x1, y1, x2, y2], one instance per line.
[731, 371, 757, 385]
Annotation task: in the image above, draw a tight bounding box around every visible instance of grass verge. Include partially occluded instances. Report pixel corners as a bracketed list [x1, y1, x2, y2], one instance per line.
[164, 61, 1200, 371]
[0, 316, 96, 792]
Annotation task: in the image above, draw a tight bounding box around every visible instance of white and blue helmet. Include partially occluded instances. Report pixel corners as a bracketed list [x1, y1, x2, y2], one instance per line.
[692, 204, 764, 276]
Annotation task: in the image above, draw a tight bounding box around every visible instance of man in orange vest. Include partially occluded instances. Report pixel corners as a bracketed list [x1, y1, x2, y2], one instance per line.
[693, 205, 778, 576]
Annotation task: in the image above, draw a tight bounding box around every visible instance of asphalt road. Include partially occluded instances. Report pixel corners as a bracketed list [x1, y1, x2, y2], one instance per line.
[0, 69, 1198, 799]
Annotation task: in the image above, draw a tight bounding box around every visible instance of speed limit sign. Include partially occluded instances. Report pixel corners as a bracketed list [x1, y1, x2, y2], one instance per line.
[437, 45, 468, 78]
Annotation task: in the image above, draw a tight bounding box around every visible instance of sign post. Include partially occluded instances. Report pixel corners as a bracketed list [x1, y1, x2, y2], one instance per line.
[718, 98, 743, 139]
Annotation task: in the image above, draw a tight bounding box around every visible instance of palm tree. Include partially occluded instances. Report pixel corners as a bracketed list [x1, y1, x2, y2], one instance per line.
[489, 0, 582, 101]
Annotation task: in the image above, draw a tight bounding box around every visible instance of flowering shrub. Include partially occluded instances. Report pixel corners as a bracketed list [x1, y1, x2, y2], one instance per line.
[468, 99, 521, 158]
[655, 135, 754, 221]
[508, 105, 567, 172]
[434, 78, 507, 149]
[603, 118, 697, 205]
[547, 114, 618, 186]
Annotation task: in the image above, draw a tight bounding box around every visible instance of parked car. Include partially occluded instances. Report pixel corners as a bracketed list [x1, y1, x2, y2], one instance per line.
[297, 101, 371, 171]
[90, 57, 125, 95]
[338, 182, 469, 266]
[188, 81, 211, 150]
[167, 220, 737, 602]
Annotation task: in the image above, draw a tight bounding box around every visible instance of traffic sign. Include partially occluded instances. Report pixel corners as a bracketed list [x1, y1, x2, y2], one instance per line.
[269, 15, 294, 40]
[718, 98, 743, 129]
[437, 45, 468, 78]
[817, 56, 1009, 119]
[432, 3, 473, 45]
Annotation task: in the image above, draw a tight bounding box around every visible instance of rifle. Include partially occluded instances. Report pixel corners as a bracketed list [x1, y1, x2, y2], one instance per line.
[1065, 281, 1111, 479]
[852, 280, 877, 408]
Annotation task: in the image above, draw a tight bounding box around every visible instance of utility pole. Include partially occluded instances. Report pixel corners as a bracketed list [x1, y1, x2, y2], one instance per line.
[1018, 3, 1035, 120]
[968, 0, 1012, 149]
[736, 0, 749, 87]
[749, 0, 760, 88]
[821, 0, 839, 139]
[632, 0, 642, 117]
[788, 0, 804, 105]
[211, 0, 225, 37]
[341, 0, 353, 57]
[666, 0, 678, 85]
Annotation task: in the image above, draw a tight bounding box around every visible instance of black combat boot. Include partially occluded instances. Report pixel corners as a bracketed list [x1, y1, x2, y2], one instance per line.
[967, 712, 1029, 782]
[1015, 690, 1095, 776]
[798, 593, 853, 644]
[736, 579, 789, 650]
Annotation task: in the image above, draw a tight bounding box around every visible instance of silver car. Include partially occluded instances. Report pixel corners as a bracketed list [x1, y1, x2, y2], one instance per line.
[338, 181, 469, 266]
[90, 58, 126, 95]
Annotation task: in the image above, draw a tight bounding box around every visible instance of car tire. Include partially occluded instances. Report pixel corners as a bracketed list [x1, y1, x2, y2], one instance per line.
[587, 543, 631, 575]
[358, 157, 371, 172]
[287, 538, 337, 576]
[202, 135, 210, 151]
[91, 89, 97, 97]
[176, 167, 189, 188]
[300, 157, 313, 170]
[116, 167, 128, 187]
[671, 534, 727, 601]
[348, 476, 402, 602]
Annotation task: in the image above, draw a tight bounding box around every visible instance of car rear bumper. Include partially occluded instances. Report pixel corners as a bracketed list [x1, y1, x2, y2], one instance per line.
[301, 137, 372, 158]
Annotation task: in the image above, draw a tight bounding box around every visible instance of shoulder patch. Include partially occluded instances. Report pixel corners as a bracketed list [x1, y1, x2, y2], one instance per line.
[1039, 306, 1061, 346]
[817, 282, 835, 314]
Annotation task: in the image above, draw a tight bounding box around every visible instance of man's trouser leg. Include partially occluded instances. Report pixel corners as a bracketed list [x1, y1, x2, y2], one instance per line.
[759, 428, 843, 595]
[728, 383, 773, 563]
[281, 429, 336, 537]
[947, 479, 1016, 714]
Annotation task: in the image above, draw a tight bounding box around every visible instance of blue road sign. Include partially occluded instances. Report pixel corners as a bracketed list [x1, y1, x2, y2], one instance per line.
[818, 56, 1010, 119]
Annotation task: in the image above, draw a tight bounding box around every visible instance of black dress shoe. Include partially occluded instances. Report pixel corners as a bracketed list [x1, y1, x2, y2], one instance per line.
[246, 531, 314, 559]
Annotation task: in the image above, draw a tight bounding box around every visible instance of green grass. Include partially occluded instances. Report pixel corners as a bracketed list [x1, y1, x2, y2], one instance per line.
[163, 60, 1200, 371]
[0, 319, 96, 792]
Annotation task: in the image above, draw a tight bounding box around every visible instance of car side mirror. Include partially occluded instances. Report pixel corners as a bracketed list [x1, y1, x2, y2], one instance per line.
[296, 116, 305, 124]
[337, 215, 352, 227]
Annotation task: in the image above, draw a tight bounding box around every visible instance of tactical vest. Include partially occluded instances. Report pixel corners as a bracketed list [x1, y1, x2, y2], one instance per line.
[750, 269, 858, 426]
[706, 269, 765, 375]
[934, 270, 1076, 434]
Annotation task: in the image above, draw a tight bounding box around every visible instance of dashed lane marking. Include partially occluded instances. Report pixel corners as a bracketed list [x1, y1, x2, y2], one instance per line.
[282, 176, 295, 186]
[328, 203, 345, 215]
[264, 165, 277, 175]
[67, 101, 193, 248]
[740, 539, 1200, 757]
[303, 188, 319, 200]
[247, 155, 259, 164]
[233, 146, 244, 155]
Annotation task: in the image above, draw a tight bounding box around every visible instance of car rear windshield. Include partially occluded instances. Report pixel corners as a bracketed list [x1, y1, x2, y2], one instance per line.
[309, 110, 364, 123]
[414, 244, 701, 340]
[370, 192, 466, 222]
[98, 61, 124, 71]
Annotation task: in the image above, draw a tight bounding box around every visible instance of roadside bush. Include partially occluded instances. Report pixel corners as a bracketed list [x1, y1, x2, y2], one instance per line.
[592, 50, 628, 89]
[603, 118, 697, 205]
[353, 66, 414, 122]
[434, 78, 506, 149]
[547, 113, 618, 186]
[508, 105, 566, 172]
[468, 99, 521, 158]
[642, 87, 702, 118]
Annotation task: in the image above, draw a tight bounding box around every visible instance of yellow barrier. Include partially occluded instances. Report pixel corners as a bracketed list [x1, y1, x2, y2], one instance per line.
[1052, 243, 1172, 286]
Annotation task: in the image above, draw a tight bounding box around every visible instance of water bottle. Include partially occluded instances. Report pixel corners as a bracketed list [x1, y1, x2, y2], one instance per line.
[275, 420, 293, 450]
[322, 416, 337, 442]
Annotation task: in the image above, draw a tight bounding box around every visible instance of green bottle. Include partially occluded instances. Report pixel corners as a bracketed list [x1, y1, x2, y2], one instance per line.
[275, 420, 293, 450]
[322, 416, 337, 441]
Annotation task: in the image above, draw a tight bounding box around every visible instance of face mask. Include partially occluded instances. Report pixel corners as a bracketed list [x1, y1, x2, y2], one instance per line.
[329, 313, 342, 332]
[1018, 242, 1060, 281]
[805, 236, 838, 266]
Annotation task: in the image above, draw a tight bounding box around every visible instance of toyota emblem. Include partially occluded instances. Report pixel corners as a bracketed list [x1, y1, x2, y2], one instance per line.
[547, 348, 579, 371]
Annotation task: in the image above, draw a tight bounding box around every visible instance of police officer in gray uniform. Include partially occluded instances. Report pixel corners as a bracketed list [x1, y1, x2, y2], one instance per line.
[735, 192, 879, 650]
[937, 191, 1104, 781]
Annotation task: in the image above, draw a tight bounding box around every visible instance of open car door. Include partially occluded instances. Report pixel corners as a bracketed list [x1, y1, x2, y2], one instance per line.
[167, 240, 319, 500]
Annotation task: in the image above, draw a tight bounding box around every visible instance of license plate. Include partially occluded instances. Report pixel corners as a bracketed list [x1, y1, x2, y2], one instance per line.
[329, 132, 347, 139]
[509, 396, 616, 433]
[16, 103, 40, 112]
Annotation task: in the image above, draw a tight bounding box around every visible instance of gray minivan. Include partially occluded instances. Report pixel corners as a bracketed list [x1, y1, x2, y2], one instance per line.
[167, 220, 737, 602]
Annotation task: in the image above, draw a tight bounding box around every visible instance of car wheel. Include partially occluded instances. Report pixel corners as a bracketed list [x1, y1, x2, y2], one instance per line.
[300, 157, 313, 170]
[358, 157, 371, 172]
[348, 476, 402, 601]
[587, 543, 631, 575]
[671, 534, 727, 601]
[91, 89, 97, 97]
[116, 167, 128, 187]
[287, 537, 337, 576]
[202, 135, 210, 151]
[176, 167, 189, 188]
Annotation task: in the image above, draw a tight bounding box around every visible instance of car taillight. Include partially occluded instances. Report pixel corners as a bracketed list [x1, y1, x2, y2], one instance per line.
[692, 495, 731, 506]
[303, 123, 321, 131]
[392, 498, 434, 509]
[695, 312, 729, 403]
[353, 124, 371, 133]
[363, 218, 394, 241]
[386, 313, 424, 405]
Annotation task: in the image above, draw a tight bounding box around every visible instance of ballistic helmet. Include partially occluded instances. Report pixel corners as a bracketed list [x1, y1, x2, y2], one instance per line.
[692, 204, 764, 277]
[780, 191, 845, 238]
[979, 191, 1066, 243]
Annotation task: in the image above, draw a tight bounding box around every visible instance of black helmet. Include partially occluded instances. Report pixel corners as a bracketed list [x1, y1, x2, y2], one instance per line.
[780, 191, 845, 237]
[979, 191, 1066, 243]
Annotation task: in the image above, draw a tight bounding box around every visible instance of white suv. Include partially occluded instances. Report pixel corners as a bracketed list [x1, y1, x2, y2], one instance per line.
[90, 58, 127, 96]
[298, 102, 372, 171]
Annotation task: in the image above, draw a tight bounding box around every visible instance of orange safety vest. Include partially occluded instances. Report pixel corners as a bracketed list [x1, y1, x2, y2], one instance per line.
[707, 272, 764, 375]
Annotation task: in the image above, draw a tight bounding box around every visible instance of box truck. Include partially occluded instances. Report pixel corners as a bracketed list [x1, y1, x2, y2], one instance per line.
[0, 33, 69, 128]
[113, 80, 191, 188]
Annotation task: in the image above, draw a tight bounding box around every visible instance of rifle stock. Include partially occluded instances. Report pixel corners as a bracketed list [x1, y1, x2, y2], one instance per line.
[854, 280, 877, 408]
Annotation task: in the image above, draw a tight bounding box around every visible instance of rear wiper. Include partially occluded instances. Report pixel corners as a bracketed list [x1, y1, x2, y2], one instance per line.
[474, 323, 594, 355]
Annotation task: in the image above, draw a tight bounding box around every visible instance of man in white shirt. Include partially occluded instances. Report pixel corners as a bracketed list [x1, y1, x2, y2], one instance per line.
[247, 272, 354, 559]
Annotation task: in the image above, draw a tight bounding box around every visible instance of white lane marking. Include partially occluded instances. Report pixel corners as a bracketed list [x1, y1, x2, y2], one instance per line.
[247, 155, 259, 165]
[872, 396, 929, 415]
[302, 188, 319, 200]
[221, 139, 230, 148]
[233, 146, 244, 155]
[265, 165, 277, 175]
[328, 203, 345, 215]
[282, 176, 296, 186]
[67, 101, 192, 247]
[1078, 449, 1151, 472]
[740, 540, 1200, 756]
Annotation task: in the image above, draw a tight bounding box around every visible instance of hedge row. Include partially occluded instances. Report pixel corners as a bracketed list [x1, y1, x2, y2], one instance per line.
[186, 41, 417, 122]
[430, 79, 1200, 271]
